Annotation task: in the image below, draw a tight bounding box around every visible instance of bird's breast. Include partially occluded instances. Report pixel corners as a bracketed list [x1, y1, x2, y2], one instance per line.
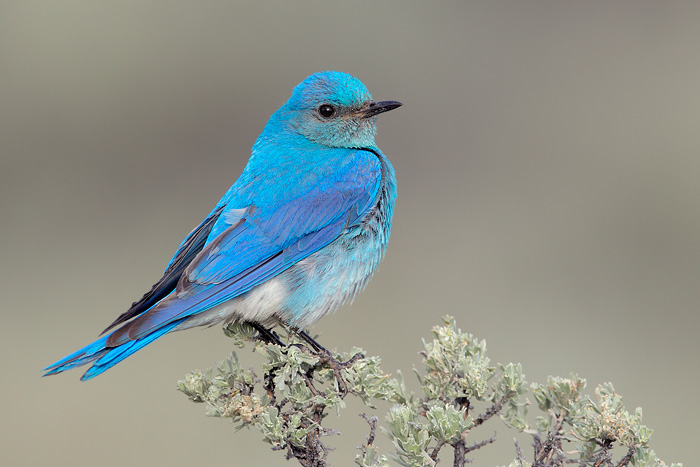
[274, 153, 396, 328]
[214, 149, 397, 330]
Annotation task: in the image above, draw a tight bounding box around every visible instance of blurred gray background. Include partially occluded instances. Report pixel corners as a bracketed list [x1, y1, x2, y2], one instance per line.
[2, 2, 698, 465]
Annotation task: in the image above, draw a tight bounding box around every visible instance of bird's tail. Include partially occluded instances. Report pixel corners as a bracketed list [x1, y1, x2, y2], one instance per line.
[43, 319, 182, 381]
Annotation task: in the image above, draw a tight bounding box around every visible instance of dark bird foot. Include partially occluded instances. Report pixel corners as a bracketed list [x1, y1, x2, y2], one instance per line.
[315, 350, 364, 397]
[292, 329, 364, 397]
[248, 323, 364, 397]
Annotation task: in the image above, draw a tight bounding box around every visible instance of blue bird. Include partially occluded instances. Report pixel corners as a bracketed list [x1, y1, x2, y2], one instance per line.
[44, 71, 401, 380]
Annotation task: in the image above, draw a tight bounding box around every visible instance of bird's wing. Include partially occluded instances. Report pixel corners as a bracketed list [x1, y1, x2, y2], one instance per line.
[101, 206, 225, 334]
[106, 151, 382, 346]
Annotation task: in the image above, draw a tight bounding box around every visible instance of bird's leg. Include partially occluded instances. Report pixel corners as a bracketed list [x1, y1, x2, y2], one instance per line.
[297, 330, 326, 353]
[293, 328, 364, 367]
[249, 322, 285, 346]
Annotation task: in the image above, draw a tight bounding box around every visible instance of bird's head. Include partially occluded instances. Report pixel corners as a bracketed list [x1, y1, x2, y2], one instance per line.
[280, 71, 401, 149]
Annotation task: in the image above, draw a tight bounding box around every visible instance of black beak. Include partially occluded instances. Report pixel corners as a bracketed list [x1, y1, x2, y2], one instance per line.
[356, 100, 403, 118]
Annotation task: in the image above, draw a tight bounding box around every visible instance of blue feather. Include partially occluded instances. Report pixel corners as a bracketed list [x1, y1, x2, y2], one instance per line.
[80, 320, 183, 380]
[43, 71, 401, 379]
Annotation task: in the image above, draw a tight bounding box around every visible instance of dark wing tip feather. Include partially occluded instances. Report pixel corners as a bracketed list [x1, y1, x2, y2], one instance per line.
[100, 206, 224, 335]
[100, 274, 179, 335]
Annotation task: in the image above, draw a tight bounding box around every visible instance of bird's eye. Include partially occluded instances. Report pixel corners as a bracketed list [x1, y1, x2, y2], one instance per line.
[318, 104, 335, 118]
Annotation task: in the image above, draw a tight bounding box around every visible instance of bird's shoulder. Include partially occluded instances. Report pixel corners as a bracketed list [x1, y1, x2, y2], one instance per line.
[223, 145, 383, 212]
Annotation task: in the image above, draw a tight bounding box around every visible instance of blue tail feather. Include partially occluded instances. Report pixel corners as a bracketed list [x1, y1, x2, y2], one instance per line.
[42, 336, 110, 376]
[43, 319, 184, 381]
[80, 320, 182, 380]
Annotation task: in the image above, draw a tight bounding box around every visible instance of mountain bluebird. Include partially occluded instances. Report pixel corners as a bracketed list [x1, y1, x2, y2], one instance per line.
[44, 71, 401, 380]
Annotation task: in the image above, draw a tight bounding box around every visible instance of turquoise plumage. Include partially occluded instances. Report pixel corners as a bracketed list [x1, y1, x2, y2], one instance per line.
[44, 71, 401, 380]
